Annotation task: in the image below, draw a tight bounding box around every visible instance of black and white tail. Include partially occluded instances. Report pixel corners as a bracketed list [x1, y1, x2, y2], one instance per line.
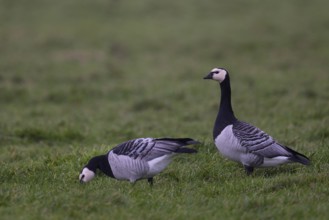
[284, 145, 310, 165]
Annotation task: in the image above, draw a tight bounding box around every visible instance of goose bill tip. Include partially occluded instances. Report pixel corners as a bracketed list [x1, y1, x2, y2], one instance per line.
[203, 72, 213, 79]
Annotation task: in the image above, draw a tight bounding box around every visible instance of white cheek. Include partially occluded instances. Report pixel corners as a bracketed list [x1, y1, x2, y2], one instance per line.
[213, 72, 226, 82]
[80, 168, 95, 182]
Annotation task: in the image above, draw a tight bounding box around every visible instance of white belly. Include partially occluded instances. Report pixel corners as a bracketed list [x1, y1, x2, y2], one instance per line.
[214, 125, 244, 163]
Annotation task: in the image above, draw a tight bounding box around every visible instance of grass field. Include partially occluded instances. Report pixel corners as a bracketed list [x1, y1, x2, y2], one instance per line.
[1, 0, 329, 219]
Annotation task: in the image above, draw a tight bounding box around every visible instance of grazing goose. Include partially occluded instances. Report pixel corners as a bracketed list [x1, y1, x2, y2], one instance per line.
[79, 137, 199, 184]
[204, 67, 310, 175]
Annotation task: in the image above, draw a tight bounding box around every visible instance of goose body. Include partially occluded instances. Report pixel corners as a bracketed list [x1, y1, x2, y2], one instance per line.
[79, 137, 199, 184]
[204, 68, 310, 174]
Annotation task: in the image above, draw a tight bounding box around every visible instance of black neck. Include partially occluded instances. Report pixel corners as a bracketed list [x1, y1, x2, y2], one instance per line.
[86, 155, 114, 178]
[213, 75, 237, 139]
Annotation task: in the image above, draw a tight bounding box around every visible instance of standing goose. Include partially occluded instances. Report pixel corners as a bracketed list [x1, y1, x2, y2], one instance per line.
[204, 67, 310, 175]
[79, 137, 199, 184]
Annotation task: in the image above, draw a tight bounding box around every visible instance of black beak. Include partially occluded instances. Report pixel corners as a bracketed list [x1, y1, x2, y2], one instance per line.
[79, 174, 85, 184]
[203, 72, 213, 79]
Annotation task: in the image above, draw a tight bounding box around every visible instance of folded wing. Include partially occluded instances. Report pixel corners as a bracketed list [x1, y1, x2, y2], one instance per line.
[233, 121, 292, 158]
[112, 137, 198, 161]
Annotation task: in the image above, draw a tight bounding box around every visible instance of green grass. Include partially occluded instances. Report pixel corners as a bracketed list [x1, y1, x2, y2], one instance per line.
[1, 0, 329, 219]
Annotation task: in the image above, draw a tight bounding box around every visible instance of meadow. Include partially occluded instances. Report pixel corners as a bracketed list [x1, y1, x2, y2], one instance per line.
[1, 0, 329, 219]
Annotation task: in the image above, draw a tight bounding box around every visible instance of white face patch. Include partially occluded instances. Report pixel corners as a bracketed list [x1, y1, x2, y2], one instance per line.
[210, 68, 227, 82]
[79, 167, 95, 183]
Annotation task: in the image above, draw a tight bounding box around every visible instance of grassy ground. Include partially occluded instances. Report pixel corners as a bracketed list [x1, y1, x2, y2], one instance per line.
[1, 0, 329, 219]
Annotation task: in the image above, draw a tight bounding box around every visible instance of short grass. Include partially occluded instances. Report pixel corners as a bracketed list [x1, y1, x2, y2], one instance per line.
[1, 0, 329, 219]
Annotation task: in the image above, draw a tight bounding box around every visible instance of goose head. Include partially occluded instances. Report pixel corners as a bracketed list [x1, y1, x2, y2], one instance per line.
[203, 68, 228, 83]
[79, 167, 96, 183]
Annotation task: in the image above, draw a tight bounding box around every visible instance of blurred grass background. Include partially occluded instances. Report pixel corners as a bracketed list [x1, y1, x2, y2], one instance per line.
[1, 0, 329, 219]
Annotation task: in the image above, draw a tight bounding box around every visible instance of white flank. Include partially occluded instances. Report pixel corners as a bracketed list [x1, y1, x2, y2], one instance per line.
[108, 151, 148, 182]
[215, 125, 243, 162]
[147, 154, 173, 177]
[261, 156, 291, 167]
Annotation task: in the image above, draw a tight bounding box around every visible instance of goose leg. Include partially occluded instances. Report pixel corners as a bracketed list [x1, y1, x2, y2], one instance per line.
[244, 165, 254, 175]
[147, 177, 154, 186]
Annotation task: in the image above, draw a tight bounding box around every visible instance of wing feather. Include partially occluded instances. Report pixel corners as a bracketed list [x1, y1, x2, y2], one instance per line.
[111, 137, 198, 161]
[233, 121, 291, 158]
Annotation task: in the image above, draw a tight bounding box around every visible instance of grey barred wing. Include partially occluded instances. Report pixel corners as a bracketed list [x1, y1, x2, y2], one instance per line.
[232, 121, 290, 158]
[140, 138, 197, 160]
[112, 138, 156, 160]
[111, 137, 197, 161]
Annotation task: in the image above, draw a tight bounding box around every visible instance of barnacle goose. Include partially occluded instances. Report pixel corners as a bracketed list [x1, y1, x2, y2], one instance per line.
[79, 137, 199, 184]
[204, 67, 310, 175]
